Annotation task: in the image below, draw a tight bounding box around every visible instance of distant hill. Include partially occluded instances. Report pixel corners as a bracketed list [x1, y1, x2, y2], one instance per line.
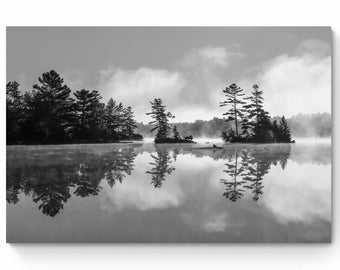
[137, 112, 331, 138]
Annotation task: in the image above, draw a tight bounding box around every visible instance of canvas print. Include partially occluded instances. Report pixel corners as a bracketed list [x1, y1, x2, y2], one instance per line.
[6, 27, 331, 243]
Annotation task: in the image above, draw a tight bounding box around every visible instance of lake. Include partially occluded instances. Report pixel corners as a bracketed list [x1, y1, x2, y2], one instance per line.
[6, 140, 332, 243]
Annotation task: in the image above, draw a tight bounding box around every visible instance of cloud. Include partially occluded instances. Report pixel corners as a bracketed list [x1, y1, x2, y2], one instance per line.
[296, 39, 330, 57]
[179, 46, 243, 68]
[96, 40, 330, 123]
[97, 46, 242, 122]
[98, 67, 185, 118]
[243, 39, 331, 117]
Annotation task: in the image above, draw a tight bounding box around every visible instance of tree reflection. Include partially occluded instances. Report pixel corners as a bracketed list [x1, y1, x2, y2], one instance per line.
[103, 147, 137, 187]
[6, 145, 140, 217]
[146, 148, 175, 188]
[31, 166, 73, 217]
[73, 163, 102, 197]
[220, 150, 246, 201]
[221, 145, 291, 202]
[6, 170, 22, 204]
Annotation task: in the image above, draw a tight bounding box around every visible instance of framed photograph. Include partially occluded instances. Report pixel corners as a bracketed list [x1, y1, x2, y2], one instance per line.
[6, 27, 332, 243]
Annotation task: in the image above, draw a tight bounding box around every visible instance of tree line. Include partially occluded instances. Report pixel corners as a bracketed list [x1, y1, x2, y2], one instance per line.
[138, 83, 293, 143]
[136, 113, 330, 139]
[6, 70, 142, 144]
[7, 70, 299, 144]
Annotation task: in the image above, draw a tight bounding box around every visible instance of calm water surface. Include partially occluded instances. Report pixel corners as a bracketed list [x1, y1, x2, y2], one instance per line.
[6, 140, 331, 243]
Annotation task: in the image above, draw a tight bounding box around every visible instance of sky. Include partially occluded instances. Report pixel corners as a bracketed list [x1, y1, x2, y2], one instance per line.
[7, 27, 331, 123]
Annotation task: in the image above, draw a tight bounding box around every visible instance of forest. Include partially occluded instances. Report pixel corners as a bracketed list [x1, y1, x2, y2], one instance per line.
[8, 70, 326, 145]
[6, 70, 143, 144]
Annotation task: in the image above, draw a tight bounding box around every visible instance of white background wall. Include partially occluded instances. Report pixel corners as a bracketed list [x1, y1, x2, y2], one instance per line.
[0, 0, 339, 269]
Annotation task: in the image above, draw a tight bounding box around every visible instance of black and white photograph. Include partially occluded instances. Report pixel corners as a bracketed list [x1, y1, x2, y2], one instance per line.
[6, 26, 332, 243]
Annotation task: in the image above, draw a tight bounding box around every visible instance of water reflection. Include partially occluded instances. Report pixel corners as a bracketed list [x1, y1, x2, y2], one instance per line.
[103, 147, 137, 187]
[221, 150, 246, 202]
[221, 145, 291, 202]
[146, 147, 175, 188]
[6, 145, 140, 217]
[4, 144, 299, 215]
[6, 142, 331, 242]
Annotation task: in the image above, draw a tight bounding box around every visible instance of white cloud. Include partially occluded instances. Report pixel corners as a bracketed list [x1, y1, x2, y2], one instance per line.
[247, 40, 331, 117]
[96, 40, 331, 123]
[98, 67, 185, 119]
[97, 46, 241, 122]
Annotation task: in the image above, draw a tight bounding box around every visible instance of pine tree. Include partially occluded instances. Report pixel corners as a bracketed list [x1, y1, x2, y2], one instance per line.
[243, 84, 274, 142]
[240, 117, 252, 138]
[173, 125, 180, 140]
[74, 89, 103, 139]
[6, 81, 24, 142]
[244, 84, 267, 128]
[272, 120, 281, 142]
[104, 98, 124, 139]
[220, 83, 246, 137]
[279, 116, 291, 142]
[27, 70, 75, 141]
[146, 98, 174, 140]
[122, 106, 137, 137]
[252, 110, 273, 142]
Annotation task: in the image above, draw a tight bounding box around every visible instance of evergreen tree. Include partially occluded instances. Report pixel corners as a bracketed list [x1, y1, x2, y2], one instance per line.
[279, 116, 291, 142]
[244, 84, 267, 128]
[242, 84, 276, 142]
[173, 125, 180, 140]
[240, 117, 252, 138]
[122, 106, 137, 137]
[26, 70, 75, 142]
[146, 98, 174, 140]
[6, 81, 24, 142]
[104, 98, 124, 139]
[252, 110, 273, 143]
[220, 83, 246, 137]
[272, 120, 281, 142]
[74, 89, 103, 139]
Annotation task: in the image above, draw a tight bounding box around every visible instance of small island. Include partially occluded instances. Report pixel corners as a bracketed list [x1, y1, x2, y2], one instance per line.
[219, 83, 294, 144]
[145, 98, 195, 144]
[143, 84, 293, 144]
